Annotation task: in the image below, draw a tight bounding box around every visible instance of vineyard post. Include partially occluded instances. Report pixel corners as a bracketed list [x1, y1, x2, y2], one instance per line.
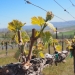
[48, 43, 50, 54]
[56, 27, 58, 39]
[74, 32, 75, 36]
[5, 41, 8, 56]
[62, 33, 64, 51]
[71, 41, 75, 75]
[74, 49, 75, 75]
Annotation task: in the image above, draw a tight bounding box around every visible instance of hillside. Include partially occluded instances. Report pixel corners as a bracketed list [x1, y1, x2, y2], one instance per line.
[0, 20, 75, 32]
[23, 20, 75, 31]
[51, 20, 75, 28]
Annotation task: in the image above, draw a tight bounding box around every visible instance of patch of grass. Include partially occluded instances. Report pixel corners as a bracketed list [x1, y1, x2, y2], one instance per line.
[0, 46, 74, 75]
[0, 48, 18, 65]
[0, 49, 17, 54]
[62, 30, 75, 35]
[43, 56, 74, 75]
[59, 30, 75, 36]
[14, 49, 21, 60]
[0, 56, 18, 65]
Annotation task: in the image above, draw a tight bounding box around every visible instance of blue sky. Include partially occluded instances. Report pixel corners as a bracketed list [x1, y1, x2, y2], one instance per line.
[0, 0, 75, 28]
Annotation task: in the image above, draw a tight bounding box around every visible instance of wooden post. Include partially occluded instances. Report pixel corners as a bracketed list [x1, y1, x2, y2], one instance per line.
[73, 46, 75, 75]
[73, 48, 75, 75]
[56, 27, 58, 39]
[4, 41, 8, 56]
[62, 33, 64, 51]
[18, 30, 20, 43]
[74, 52, 75, 75]
[18, 30, 21, 43]
[74, 32, 75, 35]
[71, 42, 75, 75]
[32, 29, 35, 38]
[48, 43, 50, 54]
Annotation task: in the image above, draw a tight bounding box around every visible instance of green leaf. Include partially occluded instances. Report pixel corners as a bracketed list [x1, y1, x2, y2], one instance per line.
[55, 45, 62, 51]
[31, 16, 45, 26]
[38, 51, 45, 58]
[48, 36, 53, 45]
[21, 31, 30, 43]
[8, 20, 26, 32]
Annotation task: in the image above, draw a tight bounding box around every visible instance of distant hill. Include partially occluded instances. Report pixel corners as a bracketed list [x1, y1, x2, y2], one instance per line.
[23, 20, 75, 30]
[51, 20, 75, 28]
[0, 20, 75, 32]
[0, 28, 8, 32]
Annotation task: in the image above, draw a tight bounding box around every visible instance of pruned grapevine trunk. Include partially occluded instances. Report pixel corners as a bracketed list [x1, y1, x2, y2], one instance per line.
[27, 40, 35, 62]
[26, 29, 36, 62]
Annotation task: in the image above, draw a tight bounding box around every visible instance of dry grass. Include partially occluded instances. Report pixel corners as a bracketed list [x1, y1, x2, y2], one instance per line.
[0, 48, 18, 65]
[43, 56, 74, 75]
[0, 48, 74, 75]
